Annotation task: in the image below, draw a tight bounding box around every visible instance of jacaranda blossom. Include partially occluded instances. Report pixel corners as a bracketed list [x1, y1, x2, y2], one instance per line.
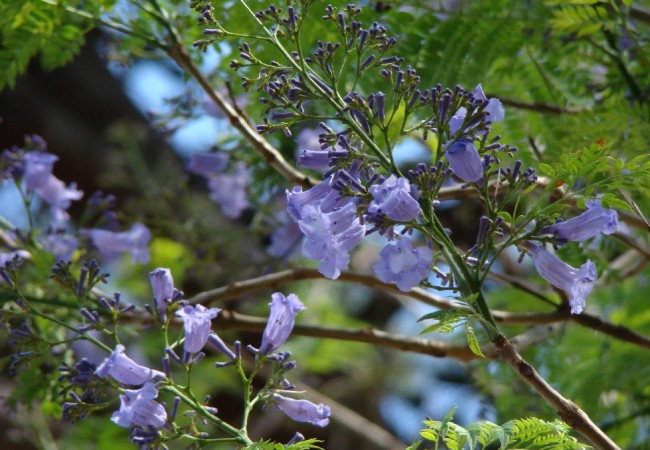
[271, 394, 330, 427]
[207, 161, 249, 219]
[111, 382, 167, 429]
[473, 84, 505, 122]
[299, 202, 365, 279]
[373, 239, 433, 292]
[95, 344, 165, 385]
[84, 222, 151, 264]
[524, 242, 596, 314]
[368, 175, 421, 222]
[23, 151, 58, 190]
[445, 138, 483, 183]
[539, 200, 619, 242]
[259, 293, 305, 355]
[149, 268, 183, 317]
[176, 304, 221, 354]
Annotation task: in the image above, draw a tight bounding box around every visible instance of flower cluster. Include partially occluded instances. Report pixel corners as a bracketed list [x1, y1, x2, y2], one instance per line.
[53, 265, 328, 447]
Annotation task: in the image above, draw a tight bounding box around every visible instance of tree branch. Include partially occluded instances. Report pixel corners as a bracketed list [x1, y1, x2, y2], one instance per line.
[166, 43, 318, 189]
[495, 338, 621, 449]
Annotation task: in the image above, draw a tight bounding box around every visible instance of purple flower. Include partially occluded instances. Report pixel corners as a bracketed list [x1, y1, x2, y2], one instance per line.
[259, 293, 305, 355]
[299, 202, 365, 279]
[473, 84, 505, 122]
[84, 223, 151, 264]
[175, 304, 221, 354]
[23, 151, 58, 190]
[35, 176, 83, 223]
[286, 175, 337, 221]
[41, 233, 79, 261]
[524, 242, 596, 314]
[449, 107, 467, 135]
[187, 152, 229, 177]
[372, 239, 432, 292]
[368, 175, 421, 222]
[23, 151, 83, 222]
[207, 162, 249, 219]
[271, 394, 330, 427]
[95, 344, 165, 385]
[267, 211, 302, 259]
[149, 268, 182, 317]
[539, 200, 619, 242]
[111, 382, 167, 429]
[445, 138, 483, 183]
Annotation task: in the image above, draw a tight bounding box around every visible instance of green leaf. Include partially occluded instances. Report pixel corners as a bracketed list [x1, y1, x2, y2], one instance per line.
[465, 325, 485, 357]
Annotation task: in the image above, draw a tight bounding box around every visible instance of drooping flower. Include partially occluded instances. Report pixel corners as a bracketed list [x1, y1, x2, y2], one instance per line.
[175, 304, 221, 354]
[207, 161, 249, 219]
[267, 211, 302, 259]
[259, 293, 305, 355]
[445, 138, 483, 183]
[271, 394, 330, 427]
[286, 176, 337, 221]
[23, 151, 58, 190]
[539, 200, 619, 242]
[368, 175, 421, 222]
[187, 152, 229, 177]
[373, 238, 433, 292]
[84, 222, 151, 264]
[149, 268, 183, 317]
[23, 151, 83, 223]
[524, 242, 596, 314]
[95, 344, 165, 385]
[473, 84, 505, 122]
[111, 382, 167, 429]
[299, 202, 365, 279]
[34, 176, 83, 223]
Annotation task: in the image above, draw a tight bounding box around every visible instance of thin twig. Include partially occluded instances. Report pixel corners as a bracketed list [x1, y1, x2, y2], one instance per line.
[186, 267, 650, 351]
[495, 338, 621, 450]
[166, 43, 318, 189]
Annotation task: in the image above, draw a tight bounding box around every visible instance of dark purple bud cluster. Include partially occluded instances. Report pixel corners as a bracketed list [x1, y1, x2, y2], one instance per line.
[80, 190, 119, 231]
[305, 40, 341, 77]
[407, 161, 452, 195]
[58, 359, 103, 420]
[98, 291, 137, 316]
[493, 160, 538, 184]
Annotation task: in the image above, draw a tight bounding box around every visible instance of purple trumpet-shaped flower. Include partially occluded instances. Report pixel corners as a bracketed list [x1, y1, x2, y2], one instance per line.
[373, 239, 433, 292]
[448, 107, 467, 135]
[445, 138, 483, 183]
[84, 223, 151, 264]
[368, 175, 421, 222]
[95, 344, 165, 385]
[23, 151, 83, 223]
[207, 162, 249, 219]
[175, 304, 221, 354]
[259, 293, 305, 355]
[111, 382, 167, 429]
[149, 268, 182, 317]
[473, 84, 505, 122]
[271, 394, 330, 427]
[539, 200, 619, 242]
[267, 211, 302, 259]
[23, 151, 58, 190]
[299, 202, 365, 279]
[187, 152, 228, 177]
[524, 242, 596, 314]
[286, 176, 337, 220]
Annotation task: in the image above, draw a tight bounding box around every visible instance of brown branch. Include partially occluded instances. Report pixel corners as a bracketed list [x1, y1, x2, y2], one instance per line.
[488, 94, 587, 115]
[166, 43, 318, 190]
[187, 267, 650, 350]
[496, 338, 621, 449]
[216, 311, 558, 362]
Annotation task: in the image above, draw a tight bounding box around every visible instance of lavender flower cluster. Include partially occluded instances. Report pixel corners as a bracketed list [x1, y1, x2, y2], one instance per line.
[0, 137, 152, 266]
[221, 3, 621, 314]
[56, 268, 329, 448]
